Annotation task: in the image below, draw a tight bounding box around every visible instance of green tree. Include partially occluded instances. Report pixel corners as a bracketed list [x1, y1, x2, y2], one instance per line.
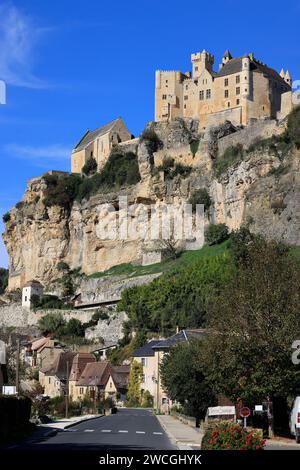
[82, 156, 97, 176]
[203, 238, 300, 404]
[38, 312, 66, 335]
[205, 223, 229, 245]
[127, 360, 143, 406]
[65, 318, 84, 337]
[160, 340, 216, 423]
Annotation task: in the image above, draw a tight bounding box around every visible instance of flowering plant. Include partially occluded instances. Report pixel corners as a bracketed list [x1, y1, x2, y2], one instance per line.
[201, 420, 265, 450]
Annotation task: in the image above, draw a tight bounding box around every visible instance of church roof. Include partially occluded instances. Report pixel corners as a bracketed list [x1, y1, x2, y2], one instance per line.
[222, 49, 232, 59]
[73, 117, 122, 152]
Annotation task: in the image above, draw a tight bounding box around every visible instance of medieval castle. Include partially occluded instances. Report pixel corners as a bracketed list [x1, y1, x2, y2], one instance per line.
[71, 49, 293, 174]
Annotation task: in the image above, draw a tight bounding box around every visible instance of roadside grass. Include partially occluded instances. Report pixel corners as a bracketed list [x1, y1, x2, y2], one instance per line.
[89, 240, 230, 279]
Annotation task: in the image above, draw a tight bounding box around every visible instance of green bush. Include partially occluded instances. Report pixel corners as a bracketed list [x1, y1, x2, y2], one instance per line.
[214, 143, 244, 178]
[43, 173, 82, 210]
[201, 421, 265, 450]
[15, 201, 24, 210]
[158, 158, 192, 179]
[287, 106, 300, 148]
[205, 223, 229, 246]
[139, 128, 163, 152]
[57, 261, 70, 272]
[3, 212, 11, 223]
[82, 156, 97, 176]
[141, 390, 153, 408]
[188, 189, 211, 212]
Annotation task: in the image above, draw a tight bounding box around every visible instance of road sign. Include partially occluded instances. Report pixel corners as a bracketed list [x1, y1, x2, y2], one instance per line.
[240, 407, 250, 418]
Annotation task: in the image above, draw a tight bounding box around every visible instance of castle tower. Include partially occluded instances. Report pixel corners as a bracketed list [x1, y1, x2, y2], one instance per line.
[222, 50, 232, 65]
[191, 50, 214, 78]
[284, 70, 291, 86]
[280, 68, 285, 79]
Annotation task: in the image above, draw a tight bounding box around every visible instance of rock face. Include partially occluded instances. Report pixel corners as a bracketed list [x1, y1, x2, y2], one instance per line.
[3, 117, 300, 290]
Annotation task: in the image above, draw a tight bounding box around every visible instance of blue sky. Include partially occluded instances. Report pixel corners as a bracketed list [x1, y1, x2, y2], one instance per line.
[0, 0, 300, 268]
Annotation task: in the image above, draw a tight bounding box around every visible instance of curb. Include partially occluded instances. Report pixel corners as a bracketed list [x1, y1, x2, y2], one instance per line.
[156, 415, 203, 450]
[64, 414, 104, 429]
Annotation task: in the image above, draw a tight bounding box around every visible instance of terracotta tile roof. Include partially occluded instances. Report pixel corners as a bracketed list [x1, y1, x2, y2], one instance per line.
[44, 351, 77, 380]
[69, 353, 96, 381]
[76, 361, 112, 387]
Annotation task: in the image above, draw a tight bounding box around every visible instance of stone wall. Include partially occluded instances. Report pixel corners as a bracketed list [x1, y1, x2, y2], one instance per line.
[217, 119, 285, 156]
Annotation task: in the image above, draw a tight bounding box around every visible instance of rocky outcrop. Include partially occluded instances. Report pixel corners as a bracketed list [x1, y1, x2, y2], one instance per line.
[3, 117, 299, 290]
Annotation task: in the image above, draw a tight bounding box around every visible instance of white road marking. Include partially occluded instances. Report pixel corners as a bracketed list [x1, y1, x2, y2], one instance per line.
[118, 430, 128, 433]
[153, 432, 163, 435]
[101, 430, 112, 433]
[136, 431, 146, 434]
[84, 429, 94, 432]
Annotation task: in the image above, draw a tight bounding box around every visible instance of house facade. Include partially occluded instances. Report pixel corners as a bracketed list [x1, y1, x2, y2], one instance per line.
[155, 50, 292, 128]
[22, 280, 44, 309]
[132, 329, 207, 412]
[40, 351, 77, 398]
[71, 117, 132, 174]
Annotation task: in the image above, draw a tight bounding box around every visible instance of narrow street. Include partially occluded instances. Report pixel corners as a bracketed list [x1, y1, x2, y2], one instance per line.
[18, 409, 175, 451]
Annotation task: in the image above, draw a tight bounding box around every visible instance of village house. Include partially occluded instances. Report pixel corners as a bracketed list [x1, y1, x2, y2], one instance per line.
[155, 50, 292, 128]
[40, 351, 77, 398]
[22, 337, 64, 370]
[71, 117, 132, 174]
[68, 352, 96, 401]
[72, 361, 130, 402]
[132, 329, 207, 413]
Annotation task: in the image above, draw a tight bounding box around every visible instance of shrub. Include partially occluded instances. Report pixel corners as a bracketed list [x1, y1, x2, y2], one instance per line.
[188, 189, 211, 212]
[82, 156, 97, 176]
[158, 158, 192, 179]
[57, 261, 70, 272]
[190, 139, 200, 157]
[201, 421, 265, 450]
[15, 201, 24, 210]
[287, 106, 300, 148]
[0, 268, 8, 294]
[205, 223, 229, 246]
[141, 390, 153, 408]
[268, 164, 290, 177]
[214, 143, 244, 178]
[43, 173, 82, 210]
[139, 128, 163, 152]
[3, 212, 10, 223]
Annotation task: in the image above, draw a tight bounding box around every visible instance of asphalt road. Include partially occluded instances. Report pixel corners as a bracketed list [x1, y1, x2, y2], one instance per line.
[21, 408, 175, 451]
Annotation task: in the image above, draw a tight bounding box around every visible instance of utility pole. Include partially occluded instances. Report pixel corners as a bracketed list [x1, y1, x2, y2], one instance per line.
[94, 376, 97, 415]
[16, 338, 20, 395]
[65, 361, 69, 419]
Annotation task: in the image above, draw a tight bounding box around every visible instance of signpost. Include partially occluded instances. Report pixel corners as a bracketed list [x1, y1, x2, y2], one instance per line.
[240, 406, 251, 428]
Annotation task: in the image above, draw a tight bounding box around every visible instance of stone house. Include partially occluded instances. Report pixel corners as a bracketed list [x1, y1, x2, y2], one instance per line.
[22, 280, 44, 309]
[68, 352, 96, 401]
[155, 49, 292, 128]
[132, 329, 207, 413]
[71, 117, 132, 174]
[40, 351, 77, 398]
[72, 361, 130, 402]
[22, 336, 64, 369]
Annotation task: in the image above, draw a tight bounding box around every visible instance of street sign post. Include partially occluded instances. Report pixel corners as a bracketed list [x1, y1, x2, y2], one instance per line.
[240, 406, 251, 428]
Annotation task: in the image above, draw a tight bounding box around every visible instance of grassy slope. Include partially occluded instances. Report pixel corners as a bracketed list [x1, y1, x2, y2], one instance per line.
[89, 240, 230, 279]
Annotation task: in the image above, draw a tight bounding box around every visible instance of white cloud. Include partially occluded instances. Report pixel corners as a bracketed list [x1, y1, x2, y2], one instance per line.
[0, 3, 49, 88]
[3, 143, 71, 164]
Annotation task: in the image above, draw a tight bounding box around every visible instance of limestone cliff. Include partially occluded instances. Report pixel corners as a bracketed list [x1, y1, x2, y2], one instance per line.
[3, 118, 300, 290]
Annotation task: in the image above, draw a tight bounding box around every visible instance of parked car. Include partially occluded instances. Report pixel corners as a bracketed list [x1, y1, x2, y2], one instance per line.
[290, 397, 300, 443]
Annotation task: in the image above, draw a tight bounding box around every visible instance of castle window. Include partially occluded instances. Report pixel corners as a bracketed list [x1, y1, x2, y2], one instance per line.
[236, 99, 240, 105]
[195, 66, 198, 71]
[184, 95, 188, 100]
[90, 151, 93, 157]
[236, 75, 240, 84]
[245, 88, 247, 92]
[236, 87, 240, 95]
[199, 90, 204, 100]
[206, 89, 211, 99]
[162, 94, 167, 100]
[228, 102, 231, 107]
[224, 78, 229, 87]
[224, 90, 229, 98]
[166, 80, 168, 83]
[184, 104, 186, 109]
